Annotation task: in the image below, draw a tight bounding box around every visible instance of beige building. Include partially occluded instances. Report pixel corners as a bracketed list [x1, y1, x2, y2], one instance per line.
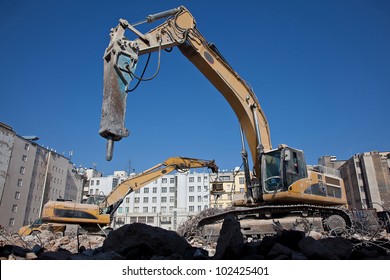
[209, 170, 246, 209]
[0, 122, 84, 232]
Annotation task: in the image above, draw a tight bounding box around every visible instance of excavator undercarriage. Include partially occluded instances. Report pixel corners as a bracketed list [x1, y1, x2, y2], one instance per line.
[179, 205, 354, 241]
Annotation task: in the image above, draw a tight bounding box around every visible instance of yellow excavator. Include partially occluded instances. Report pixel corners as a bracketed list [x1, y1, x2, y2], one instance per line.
[99, 6, 353, 234]
[18, 157, 218, 236]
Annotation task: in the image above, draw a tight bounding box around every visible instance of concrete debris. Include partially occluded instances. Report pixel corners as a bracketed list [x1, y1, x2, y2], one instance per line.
[1, 215, 390, 260]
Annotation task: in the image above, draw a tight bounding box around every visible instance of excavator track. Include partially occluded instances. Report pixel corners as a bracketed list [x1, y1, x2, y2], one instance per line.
[181, 205, 354, 239]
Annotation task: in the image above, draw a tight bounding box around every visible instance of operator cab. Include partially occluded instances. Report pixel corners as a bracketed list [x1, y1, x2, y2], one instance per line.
[261, 145, 308, 194]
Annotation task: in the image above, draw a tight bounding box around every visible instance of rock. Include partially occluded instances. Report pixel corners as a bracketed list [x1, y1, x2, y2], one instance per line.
[276, 230, 305, 251]
[25, 252, 38, 260]
[101, 223, 193, 259]
[318, 237, 353, 260]
[267, 243, 293, 259]
[213, 214, 244, 259]
[257, 236, 277, 256]
[308, 230, 323, 240]
[37, 249, 73, 260]
[298, 236, 338, 260]
[71, 251, 124, 260]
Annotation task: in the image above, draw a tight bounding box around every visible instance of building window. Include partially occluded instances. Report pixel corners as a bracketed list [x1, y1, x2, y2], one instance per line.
[24, 143, 30, 151]
[9, 218, 15, 226]
[152, 206, 157, 213]
[17, 179, 23, 187]
[125, 207, 129, 213]
[189, 196, 194, 202]
[11, 204, 18, 212]
[161, 197, 167, 203]
[89, 189, 93, 195]
[189, 177, 194, 183]
[126, 197, 130, 203]
[170, 178, 175, 184]
[198, 205, 202, 212]
[90, 180, 94, 186]
[189, 186, 194, 192]
[134, 207, 139, 213]
[135, 189, 140, 193]
[239, 177, 245, 184]
[20, 166, 25, 175]
[189, 206, 194, 212]
[162, 178, 167, 184]
[138, 217, 146, 223]
[197, 186, 201, 192]
[152, 197, 157, 203]
[22, 155, 27, 162]
[143, 197, 149, 203]
[130, 217, 137, 223]
[220, 175, 231, 181]
[134, 197, 140, 203]
[96, 180, 100, 185]
[118, 207, 122, 213]
[143, 207, 148, 213]
[147, 217, 154, 223]
[197, 177, 201, 182]
[153, 187, 157, 193]
[162, 187, 167, 193]
[169, 187, 176, 192]
[15, 192, 20, 200]
[204, 176, 208, 181]
[170, 196, 175, 203]
[144, 188, 149, 193]
[197, 196, 202, 202]
[161, 206, 167, 213]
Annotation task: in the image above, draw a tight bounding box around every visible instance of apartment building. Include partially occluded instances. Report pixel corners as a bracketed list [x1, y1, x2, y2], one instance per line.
[209, 170, 247, 209]
[0, 122, 84, 232]
[319, 152, 390, 212]
[338, 151, 390, 211]
[114, 170, 212, 230]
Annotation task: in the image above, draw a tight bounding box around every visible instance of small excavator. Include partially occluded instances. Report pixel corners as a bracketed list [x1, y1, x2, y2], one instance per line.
[18, 157, 218, 236]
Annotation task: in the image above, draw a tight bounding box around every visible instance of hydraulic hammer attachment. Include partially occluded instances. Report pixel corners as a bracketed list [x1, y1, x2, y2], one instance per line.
[99, 22, 139, 161]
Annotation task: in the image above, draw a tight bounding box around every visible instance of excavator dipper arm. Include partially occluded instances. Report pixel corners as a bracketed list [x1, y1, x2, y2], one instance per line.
[99, 157, 218, 219]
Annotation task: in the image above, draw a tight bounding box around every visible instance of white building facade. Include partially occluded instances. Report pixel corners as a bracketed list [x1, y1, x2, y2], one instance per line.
[113, 170, 211, 230]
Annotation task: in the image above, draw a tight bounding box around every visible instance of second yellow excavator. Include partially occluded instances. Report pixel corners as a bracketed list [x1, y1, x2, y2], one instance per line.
[19, 157, 217, 236]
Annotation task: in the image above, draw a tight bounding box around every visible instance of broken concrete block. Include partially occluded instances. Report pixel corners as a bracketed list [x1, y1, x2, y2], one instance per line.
[318, 237, 353, 260]
[298, 236, 338, 260]
[213, 214, 244, 259]
[101, 223, 193, 259]
[267, 243, 293, 259]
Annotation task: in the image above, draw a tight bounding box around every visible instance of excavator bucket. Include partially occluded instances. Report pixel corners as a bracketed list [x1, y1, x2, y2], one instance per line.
[99, 37, 138, 160]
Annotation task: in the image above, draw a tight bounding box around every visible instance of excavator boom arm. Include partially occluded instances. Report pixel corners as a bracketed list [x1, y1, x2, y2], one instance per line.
[99, 6, 271, 177]
[99, 157, 218, 217]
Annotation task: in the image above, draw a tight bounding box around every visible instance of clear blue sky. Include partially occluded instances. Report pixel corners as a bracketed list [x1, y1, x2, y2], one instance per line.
[1, 0, 389, 175]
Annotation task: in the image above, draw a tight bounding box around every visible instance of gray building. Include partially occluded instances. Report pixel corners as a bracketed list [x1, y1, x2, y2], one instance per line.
[0, 122, 85, 232]
[320, 152, 390, 212]
[339, 151, 390, 211]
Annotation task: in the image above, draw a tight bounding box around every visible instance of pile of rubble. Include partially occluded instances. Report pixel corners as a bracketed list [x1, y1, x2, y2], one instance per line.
[1, 215, 389, 260]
